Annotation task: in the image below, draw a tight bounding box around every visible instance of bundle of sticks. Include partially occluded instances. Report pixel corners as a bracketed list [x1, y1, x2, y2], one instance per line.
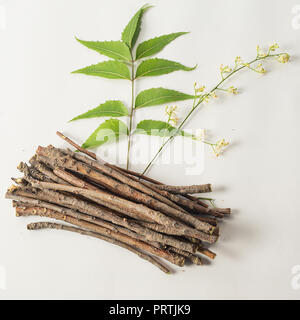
[5, 132, 231, 274]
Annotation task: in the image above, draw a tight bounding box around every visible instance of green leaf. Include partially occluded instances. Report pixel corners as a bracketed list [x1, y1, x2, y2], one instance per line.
[75, 38, 132, 61]
[134, 120, 193, 138]
[72, 60, 131, 80]
[135, 88, 196, 108]
[82, 119, 129, 149]
[135, 58, 196, 78]
[121, 4, 151, 49]
[136, 32, 188, 60]
[70, 100, 128, 121]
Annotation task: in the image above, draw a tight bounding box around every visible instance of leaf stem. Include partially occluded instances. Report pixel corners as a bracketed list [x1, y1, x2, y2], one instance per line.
[126, 57, 135, 170]
[141, 52, 287, 175]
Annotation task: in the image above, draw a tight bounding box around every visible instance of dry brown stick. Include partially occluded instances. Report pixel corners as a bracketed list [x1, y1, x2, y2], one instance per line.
[154, 184, 212, 194]
[51, 167, 154, 222]
[16, 203, 196, 253]
[55, 132, 214, 210]
[139, 222, 187, 236]
[17, 162, 52, 183]
[168, 247, 202, 265]
[197, 246, 217, 260]
[15, 205, 184, 267]
[7, 187, 218, 244]
[8, 191, 198, 253]
[58, 148, 187, 213]
[53, 168, 99, 191]
[56, 131, 179, 186]
[36, 146, 215, 234]
[26, 221, 171, 274]
[28, 179, 217, 241]
[192, 215, 218, 226]
[59, 146, 211, 215]
[56, 131, 99, 161]
[142, 180, 224, 218]
[15, 205, 164, 249]
[29, 156, 69, 185]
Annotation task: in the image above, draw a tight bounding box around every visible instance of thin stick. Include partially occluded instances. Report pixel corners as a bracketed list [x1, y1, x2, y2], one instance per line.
[8, 193, 199, 253]
[56, 131, 98, 161]
[153, 184, 212, 194]
[27, 221, 171, 274]
[55, 132, 217, 210]
[36, 146, 216, 233]
[16, 206, 184, 267]
[168, 247, 202, 265]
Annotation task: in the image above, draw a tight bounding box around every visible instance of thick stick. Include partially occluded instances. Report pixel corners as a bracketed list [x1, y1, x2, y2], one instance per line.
[58, 147, 186, 213]
[197, 246, 217, 260]
[36, 146, 215, 234]
[8, 187, 200, 253]
[17, 162, 52, 183]
[168, 247, 202, 265]
[55, 132, 218, 210]
[56, 146, 212, 215]
[8, 187, 218, 244]
[16, 205, 164, 249]
[27, 221, 171, 274]
[28, 179, 217, 242]
[154, 184, 212, 194]
[29, 156, 69, 184]
[15, 206, 184, 267]
[15, 202, 197, 254]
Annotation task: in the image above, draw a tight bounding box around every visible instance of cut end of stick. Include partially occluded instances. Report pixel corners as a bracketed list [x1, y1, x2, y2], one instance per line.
[216, 208, 231, 215]
[7, 185, 19, 193]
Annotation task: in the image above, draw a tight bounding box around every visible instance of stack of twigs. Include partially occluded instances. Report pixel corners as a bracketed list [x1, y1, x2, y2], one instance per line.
[5, 132, 231, 274]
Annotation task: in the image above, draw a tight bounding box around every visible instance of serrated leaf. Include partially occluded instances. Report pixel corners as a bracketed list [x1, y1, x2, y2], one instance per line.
[135, 88, 196, 108]
[70, 100, 128, 121]
[121, 4, 151, 49]
[135, 58, 196, 78]
[82, 119, 129, 149]
[136, 32, 188, 60]
[75, 38, 132, 61]
[72, 60, 131, 80]
[134, 120, 193, 138]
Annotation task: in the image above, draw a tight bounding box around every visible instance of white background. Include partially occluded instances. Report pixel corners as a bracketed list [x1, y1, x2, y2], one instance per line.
[0, 0, 300, 299]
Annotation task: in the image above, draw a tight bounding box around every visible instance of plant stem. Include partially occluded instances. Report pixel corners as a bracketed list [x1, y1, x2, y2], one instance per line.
[126, 58, 135, 170]
[141, 53, 287, 175]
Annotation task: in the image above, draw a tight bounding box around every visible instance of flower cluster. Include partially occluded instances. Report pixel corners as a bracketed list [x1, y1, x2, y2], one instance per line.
[165, 106, 179, 126]
[254, 63, 266, 74]
[227, 86, 238, 94]
[203, 92, 218, 103]
[212, 138, 230, 157]
[194, 82, 205, 93]
[277, 53, 290, 63]
[256, 45, 267, 58]
[220, 64, 232, 79]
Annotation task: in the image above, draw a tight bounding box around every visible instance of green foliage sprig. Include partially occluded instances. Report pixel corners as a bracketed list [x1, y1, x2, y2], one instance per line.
[70, 4, 290, 173]
[71, 4, 197, 169]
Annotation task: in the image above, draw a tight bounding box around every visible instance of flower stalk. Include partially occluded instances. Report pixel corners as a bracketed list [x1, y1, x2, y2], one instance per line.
[141, 48, 290, 176]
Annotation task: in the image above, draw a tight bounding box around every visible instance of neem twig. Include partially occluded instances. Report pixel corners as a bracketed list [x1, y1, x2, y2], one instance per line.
[27, 221, 171, 274]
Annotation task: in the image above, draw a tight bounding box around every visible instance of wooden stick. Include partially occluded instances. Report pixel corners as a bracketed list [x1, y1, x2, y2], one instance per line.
[36, 146, 216, 233]
[27, 221, 171, 274]
[168, 247, 202, 265]
[153, 184, 212, 194]
[16, 206, 184, 267]
[55, 132, 218, 211]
